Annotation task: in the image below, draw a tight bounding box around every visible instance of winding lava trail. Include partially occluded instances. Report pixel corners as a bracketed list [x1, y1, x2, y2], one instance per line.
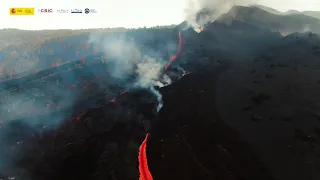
[138, 133, 153, 180]
[133, 32, 184, 178]
[165, 32, 182, 71]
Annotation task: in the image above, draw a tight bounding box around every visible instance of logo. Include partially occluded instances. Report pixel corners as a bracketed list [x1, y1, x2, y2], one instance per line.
[57, 9, 68, 13]
[9, 8, 35, 15]
[38, 9, 53, 13]
[84, 8, 97, 14]
[71, 9, 82, 13]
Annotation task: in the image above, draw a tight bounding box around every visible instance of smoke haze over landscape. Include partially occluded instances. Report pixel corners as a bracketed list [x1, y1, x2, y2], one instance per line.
[0, 0, 319, 30]
[1, 1, 320, 180]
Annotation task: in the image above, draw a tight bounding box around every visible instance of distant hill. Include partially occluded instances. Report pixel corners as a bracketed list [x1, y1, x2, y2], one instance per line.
[251, 4, 320, 20]
[220, 6, 320, 35]
[200, 18, 281, 56]
[285, 10, 300, 14]
[181, 5, 320, 35]
[250, 4, 282, 14]
[293, 11, 320, 20]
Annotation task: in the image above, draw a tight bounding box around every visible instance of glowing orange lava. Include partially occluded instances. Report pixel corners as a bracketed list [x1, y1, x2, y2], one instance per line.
[138, 133, 153, 180]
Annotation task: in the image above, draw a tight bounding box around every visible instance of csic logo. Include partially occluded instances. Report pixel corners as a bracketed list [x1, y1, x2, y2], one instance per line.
[38, 9, 53, 13]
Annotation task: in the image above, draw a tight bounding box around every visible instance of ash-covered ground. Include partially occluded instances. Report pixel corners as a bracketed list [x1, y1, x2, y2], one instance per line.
[1, 5, 320, 180]
[1, 56, 273, 180]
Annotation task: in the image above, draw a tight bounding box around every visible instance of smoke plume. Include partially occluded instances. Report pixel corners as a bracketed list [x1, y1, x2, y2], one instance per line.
[89, 33, 172, 111]
[150, 86, 163, 112]
[135, 56, 164, 88]
[184, 0, 254, 32]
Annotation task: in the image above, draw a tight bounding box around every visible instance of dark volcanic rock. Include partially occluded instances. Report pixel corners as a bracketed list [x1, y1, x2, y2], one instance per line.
[0, 59, 274, 180]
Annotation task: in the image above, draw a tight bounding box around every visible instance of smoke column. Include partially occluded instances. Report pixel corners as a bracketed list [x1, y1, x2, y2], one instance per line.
[150, 86, 163, 112]
[89, 33, 171, 111]
[184, 0, 255, 32]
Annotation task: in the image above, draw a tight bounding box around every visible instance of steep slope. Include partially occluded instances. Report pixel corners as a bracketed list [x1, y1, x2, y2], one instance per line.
[262, 32, 320, 62]
[2, 5, 320, 180]
[252, 4, 320, 20]
[302, 11, 320, 20]
[0, 58, 276, 180]
[204, 18, 281, 55]
[250, 4, 282, 14]
[286, 10, 320, 20]
[222, 6, 320, 35]
[216, 32, 320, 180]
[179, 11, 282, 59]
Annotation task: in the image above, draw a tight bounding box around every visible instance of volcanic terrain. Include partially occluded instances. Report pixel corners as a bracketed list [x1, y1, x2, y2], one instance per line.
[1, 5, 320, 180]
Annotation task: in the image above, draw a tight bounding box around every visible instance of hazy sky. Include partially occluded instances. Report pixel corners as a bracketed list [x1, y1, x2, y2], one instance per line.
[1, 0, 320, 30]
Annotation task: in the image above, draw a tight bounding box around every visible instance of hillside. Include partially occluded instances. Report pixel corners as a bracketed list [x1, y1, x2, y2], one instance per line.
[221, 6, 320, 35]
[1, 4, 320, 180]
[2, 5, 320, 78]
[302, 11, 320, 20]
[0, 26, 176, 79]
[251, 4, 282, 14]
[252, 4, 320, 20]
[216, 32, 320, 180]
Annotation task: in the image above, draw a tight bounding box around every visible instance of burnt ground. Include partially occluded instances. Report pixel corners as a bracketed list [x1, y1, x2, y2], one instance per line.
[2, 7, 320, 180]
[2, 23, 320, 180]
[216, 43, 320, 180]
[0, 58, 276, 180]
[147, 60, 274, 180]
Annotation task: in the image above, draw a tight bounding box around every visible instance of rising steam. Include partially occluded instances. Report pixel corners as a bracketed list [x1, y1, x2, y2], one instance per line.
[135, 56, 164, 88]
[89, 33, 172, 111]
[184, 0, 254, 32]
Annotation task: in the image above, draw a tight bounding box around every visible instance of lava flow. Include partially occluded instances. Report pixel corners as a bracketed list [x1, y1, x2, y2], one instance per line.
[120, 90, 129, 96]
[138, 133, 153, 180]
[182, 72, 192, 76]
[164, 32, 183, 71]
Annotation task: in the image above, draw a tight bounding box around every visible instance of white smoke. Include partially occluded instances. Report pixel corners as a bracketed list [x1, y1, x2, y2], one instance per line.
[184, 0, 255, 32]
[135, 56, 164, 88]
[150, 86, 163, 112]
[134, 57, 169, 111]
[96, 35, 142, 78]
[89, 33, 172, 111]
[161, 74, 172, 85]
[177, 66, 186, 74]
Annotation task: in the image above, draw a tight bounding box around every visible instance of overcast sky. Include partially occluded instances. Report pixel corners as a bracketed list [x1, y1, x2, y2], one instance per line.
[1, 0, 320, 30]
